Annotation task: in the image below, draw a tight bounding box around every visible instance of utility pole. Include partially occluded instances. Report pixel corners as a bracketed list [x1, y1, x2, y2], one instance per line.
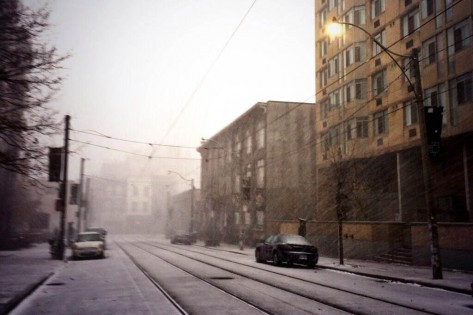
[58, 115, 70, 261]
[84, 177, 91, 230]
[412, 49, 443, 279]
[77, 158, 85, 234]
[190, 178, 195, 234]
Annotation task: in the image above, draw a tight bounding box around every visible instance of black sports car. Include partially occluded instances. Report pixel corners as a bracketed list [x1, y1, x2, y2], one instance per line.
[255, 234, 318, 268]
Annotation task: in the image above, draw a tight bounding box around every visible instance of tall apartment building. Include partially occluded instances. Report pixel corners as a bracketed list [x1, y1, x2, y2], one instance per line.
[315, 0, 473, 268]
[315, 0, 472, 220]
[197, 101, 316, 245]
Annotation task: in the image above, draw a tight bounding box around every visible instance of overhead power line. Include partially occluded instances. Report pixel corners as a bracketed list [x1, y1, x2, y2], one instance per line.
[71, 129, 198, 149]
[159, 0, 259, 144]
[70, 139, 201, 161]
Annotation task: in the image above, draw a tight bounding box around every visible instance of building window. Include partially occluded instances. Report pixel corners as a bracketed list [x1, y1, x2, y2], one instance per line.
[344, 6, 366, 28]
[256, 211, 264, 226]
[356, 117, 368, 138]
[329, 89, 341, 109]
[449, 72, 473, 107]
[256, 125, 265, 149]
[373, 110, 388, 135]
[372, 29, 385, 56]
[345, 84, 352, 103]
[404, 99, 418, 126]
[235, 212, 240, 224]
[244, 212, 251, 225]
[347, 117, 368, 140]
[321, 99, 330, 119]
[235, 136, 241, 158]
[319, 39, 328, 58]
[319, 67, 329, 88]
[319, 7, 328, 29]
[447, 19, 471, 54]
[329, 55, 339, 77]
[321, 132, 330, 155]
[355, 79, 367, 99]
[422, 36, 437, 66]
[245, 131, 252, 154]
[402, 9, 420, 36]
[372, 70, 386, 96]
[329, 0, 338, 11]
[256, 159, 265, 189]
[446, 0, 453, 22]
[371, 0, 385, 19]
[421, 0, 434, 18]
[234, 174, 240, 193]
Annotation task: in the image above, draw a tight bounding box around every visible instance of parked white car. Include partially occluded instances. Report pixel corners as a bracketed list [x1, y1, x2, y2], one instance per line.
[72, 232, 105, 259]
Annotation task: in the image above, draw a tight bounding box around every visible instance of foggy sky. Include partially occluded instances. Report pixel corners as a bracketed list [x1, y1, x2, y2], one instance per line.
[31, 0, 315, 183]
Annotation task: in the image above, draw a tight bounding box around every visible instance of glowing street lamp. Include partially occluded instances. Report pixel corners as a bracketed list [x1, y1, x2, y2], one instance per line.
[326, 18, 342, 38]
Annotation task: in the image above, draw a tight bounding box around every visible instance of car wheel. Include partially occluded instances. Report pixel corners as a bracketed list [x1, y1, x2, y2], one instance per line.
[273, 251, 282, 266]
[100, 252, 105, 259]
[255, 249, 263, 263]
[307, 261, 316, 268]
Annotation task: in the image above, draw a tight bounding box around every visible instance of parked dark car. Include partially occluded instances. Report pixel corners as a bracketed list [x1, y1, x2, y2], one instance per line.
[255, 234, 318, 268]
[170, 232, 192, 245]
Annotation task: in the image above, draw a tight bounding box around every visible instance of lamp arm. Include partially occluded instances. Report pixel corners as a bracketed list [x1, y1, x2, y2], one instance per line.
[338, 21, 417, 97]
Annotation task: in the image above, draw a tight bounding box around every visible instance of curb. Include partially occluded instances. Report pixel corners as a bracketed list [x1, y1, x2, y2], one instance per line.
[316, 265, 471, 295]
[199, 244, 471, 296]
[0, 272, 54, 315]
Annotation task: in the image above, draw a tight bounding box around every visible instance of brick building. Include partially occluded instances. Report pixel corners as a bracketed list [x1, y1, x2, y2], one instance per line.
[198, 101, 316, 245]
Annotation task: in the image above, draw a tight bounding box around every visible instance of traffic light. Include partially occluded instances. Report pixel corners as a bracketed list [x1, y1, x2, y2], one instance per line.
[424, 106, 443, 159]
[48, 147, 62, 182]
[70, 183, 79, 205]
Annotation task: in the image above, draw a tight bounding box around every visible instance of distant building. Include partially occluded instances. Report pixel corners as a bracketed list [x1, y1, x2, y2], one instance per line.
[167, 188, 201, 236]
[197, 101, 316, 245]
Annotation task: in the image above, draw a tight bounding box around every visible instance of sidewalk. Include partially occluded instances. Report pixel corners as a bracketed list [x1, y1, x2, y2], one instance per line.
[197, 241, 473, 295]
[0, 243, 62, 314]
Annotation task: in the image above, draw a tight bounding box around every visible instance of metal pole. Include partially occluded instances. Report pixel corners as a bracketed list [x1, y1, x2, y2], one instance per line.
[77, 158, 85, 234]
[58, 115, 70, 260]
[412, 49, 443, 279]
[190, 179, 195, 234]
[84, 178, 90, 230]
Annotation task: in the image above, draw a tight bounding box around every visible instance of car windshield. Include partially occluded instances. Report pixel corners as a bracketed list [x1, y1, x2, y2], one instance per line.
[77, 233, 101, 242]
[279, 235, 311, 245]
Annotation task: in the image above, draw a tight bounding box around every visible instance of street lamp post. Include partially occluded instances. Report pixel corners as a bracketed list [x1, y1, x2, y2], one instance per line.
[327, 18, 443, 279]
[168, 171, 195, 234]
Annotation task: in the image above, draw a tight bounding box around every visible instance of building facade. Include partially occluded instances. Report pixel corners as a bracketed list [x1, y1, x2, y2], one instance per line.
[198, 101, 316, 245]
[314, 0, 473, 268]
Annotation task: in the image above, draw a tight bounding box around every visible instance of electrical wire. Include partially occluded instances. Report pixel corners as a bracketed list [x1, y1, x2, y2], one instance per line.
[70, 129, 198, 149]
[159, 0, 259, 145]
[69, 139, 200, 161]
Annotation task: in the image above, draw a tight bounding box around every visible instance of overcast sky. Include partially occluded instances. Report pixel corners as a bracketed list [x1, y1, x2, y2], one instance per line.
[33, 0, 315, 183]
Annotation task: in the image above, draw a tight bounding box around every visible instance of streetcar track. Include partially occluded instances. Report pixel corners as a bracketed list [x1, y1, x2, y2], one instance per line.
[139, 239, 440, 315]
[117, 240, 272, 315]
[116, 241, 189, 315]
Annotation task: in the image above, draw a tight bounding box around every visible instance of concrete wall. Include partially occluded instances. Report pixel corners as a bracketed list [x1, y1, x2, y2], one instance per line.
[411, 223, 473, 270]
[274, 220, 473, 270]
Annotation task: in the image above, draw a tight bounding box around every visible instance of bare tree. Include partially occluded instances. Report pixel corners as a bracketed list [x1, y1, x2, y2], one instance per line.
[320, 142, 377, 265]
[0, 0, 68, 179]
[0, 0, 67, 243]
